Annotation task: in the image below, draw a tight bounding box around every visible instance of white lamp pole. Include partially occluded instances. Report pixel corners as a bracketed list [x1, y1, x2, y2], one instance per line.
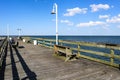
[51, 3, 58, 45]
[17, 28, 21, 38]
[7, 24, 9, 40]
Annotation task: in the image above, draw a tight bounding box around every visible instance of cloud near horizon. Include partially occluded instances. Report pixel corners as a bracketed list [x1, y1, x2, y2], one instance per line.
[90, 4, 110, 12]
[76, 14, 120, 28]
[63, 7, 87, 16]
[106, 14, 120, 23]
[76, 21, 106, 27]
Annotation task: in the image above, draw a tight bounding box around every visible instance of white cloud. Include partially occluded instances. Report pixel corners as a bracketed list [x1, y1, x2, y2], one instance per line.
[63, 7, 87, 16]
[99, 15, 110, 19]
[106, 14, 120, 23]
[61, 20, 74, 26]
[76, 21, 106, 27]
[90, 4, 110, 12]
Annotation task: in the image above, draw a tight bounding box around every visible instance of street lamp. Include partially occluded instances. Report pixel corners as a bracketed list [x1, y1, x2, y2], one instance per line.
[51, 3, 58, 45]
[17, 28, 21, 39]
[7, 24, 9, 40]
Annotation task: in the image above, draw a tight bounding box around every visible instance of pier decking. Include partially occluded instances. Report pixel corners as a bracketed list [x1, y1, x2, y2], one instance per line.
[0, 41, 120, 80]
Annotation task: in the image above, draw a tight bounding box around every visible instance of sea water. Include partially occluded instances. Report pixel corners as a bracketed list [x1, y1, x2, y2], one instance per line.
[31, 36, 120, 44]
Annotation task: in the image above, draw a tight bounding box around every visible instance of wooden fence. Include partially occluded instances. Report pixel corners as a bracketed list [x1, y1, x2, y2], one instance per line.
[0, 38, 8, 68]
[25, 37, 120, 68]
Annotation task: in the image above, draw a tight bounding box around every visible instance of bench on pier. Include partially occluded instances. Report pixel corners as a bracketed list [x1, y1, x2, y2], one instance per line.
[27, 40, 32, 43]
[54, 45, 77, 62]
[12, 41, 19, 48]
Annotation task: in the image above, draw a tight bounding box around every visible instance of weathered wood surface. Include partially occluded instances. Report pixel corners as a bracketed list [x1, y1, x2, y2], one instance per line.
[54, 45, 77, 62]
[0, 41, 120, 80]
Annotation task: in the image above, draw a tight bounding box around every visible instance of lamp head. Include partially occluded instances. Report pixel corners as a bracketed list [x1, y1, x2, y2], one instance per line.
[51, 9, 56, 14]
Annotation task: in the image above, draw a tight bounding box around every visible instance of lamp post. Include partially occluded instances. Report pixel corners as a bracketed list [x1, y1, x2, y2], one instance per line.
[51, 3, 58, 45]
[17, 28, 21, 39]
[7, 24, 9, 40]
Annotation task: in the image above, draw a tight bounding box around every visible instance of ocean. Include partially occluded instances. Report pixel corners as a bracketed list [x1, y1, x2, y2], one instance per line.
[31, 36, 120, 44]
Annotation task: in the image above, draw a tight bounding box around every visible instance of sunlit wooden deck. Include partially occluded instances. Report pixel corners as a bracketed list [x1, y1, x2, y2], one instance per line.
[0, 41, 120, 80]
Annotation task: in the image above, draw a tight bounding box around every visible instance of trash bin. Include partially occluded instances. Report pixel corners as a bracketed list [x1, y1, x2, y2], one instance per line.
[23, 39, 26, 42]
[33, 40, 37, 45]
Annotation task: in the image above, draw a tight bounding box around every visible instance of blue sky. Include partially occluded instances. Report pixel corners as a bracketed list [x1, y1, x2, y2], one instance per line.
[0, 0, 120, 35]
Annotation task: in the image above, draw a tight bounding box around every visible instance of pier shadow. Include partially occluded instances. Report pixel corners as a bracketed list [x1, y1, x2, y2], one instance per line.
[18, 46, 25, 49]
[9, 44, 20, 80]
[13, 47, 37, 80]
[0, 43, 8, 80]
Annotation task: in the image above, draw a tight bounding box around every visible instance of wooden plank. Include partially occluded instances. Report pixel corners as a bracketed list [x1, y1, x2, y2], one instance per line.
[59, 40, 120, 50]
[79, 54, 119, 68]
[114, 55, 120, 59]
[72, 48, 111, 58]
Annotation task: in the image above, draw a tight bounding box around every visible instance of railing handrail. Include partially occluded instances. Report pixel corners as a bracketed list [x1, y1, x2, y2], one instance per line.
[32, 38, 120, 50]
[0, 37, 8, 68]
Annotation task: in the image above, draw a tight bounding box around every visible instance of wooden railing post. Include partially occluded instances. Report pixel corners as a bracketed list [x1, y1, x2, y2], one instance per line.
[60, 42, 63, 46]
[43, 40, 45, 46]
[77, 44, 81, 57]
[50, 41, 52, 48]
[110, 49, 114, 66]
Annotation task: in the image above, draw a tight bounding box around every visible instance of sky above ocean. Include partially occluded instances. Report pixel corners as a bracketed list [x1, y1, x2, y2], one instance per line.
[0, 0, 120, 35]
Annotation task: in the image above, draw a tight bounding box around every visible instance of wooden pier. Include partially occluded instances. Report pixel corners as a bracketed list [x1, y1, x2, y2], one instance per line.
[0, 40, 120, 80]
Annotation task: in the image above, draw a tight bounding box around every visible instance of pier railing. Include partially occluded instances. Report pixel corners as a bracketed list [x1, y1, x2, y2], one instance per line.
[25, 37, 120, 68]
[0, 38, 8, 68]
